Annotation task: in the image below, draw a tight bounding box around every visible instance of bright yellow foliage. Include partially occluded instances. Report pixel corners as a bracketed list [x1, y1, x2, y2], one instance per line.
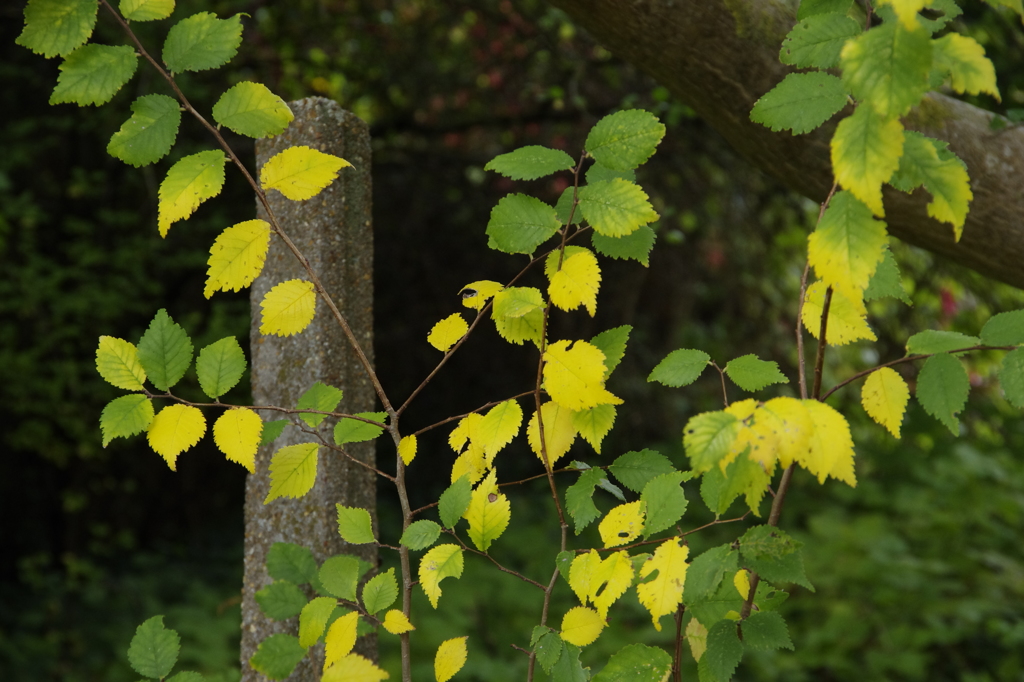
[448, 413, 483, 453]
[398, 434, 417, 466]
[598, 501, 645, 548]
[760, 397, 813, 469]
[450, 446, 487, 484]
[427, 314, 468, 352]
[568, 551, 604, 605]
[434, 637, 468, 682]
[96, 336, 147, 390]
[264, 442, 319, 503]
[464, 470, 510, 551]
[831, 106, 905, 216]
[382, 609, 415, 635]
[567, 550, 634, 617]
[147, 404, 206, 470]
[322, 654, 389, 682]
[260, 145, 352, 201]
[260, 279, 316, 336]
[476, 399, 523, 457]
[803, 400, 857, 486]
[934, 33, 1000, 99]
[324, 612, 360, 669]
[546, 247, 601, 316]
[733, 569, 752, 600]
[636, 538, 689, 631]
[157, 150, 227, 237]
[724, 399, 779, 472]
[526, 401, 578, 469]
[560, 606, 605, 647]
[861, 367, 910, 438]
[802, 281, 876, 346]
[807, 192, 888, 303]
[459, 280, 504, 311]
[543, 340, 623, 411]
[419, 544, 464, 608]
[212, 407, 262, 472]
[204, 219, 272, 298]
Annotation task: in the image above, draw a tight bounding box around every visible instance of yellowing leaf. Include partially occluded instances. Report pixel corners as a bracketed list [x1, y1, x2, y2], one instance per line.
[96, 336, 147, 390]
[543, 340, 623, 411]
[526, 401, 578, 469]
[802, 281, 876, 346]
[802, 400, 857, 486]
[636, 538, 689, 631]
[427, 314, 468, 352]
[459, 280, 504, 311]
[476, 399, 523, 456]
[492, 286, 544, 318]
[892, 132, 972, 239]
[419, 544, 464, 608]
[450, 445, 487, 485]
[733, 569, 751, 600]
[861, 367, 909, 438]
[560, 606, 605, 647]
[435, 637, 468, 682]
[831, 106, 904, 216]
[807, 191, 888, 302]
[465, 470, 510, 551]
[568, 551, 605, 604]
[933, 33, 1000, 100]
[724, 399, 778, 472]
[261, 145, 352, 201]
[265, 442, 319, 503]
[878, 0, 928, 29]
[157, 150, 227, 237]
[323, 654, 389, 682]
[212, 407, 262, 472]
[398, 434, 417, 466]
[324, 611, 360, 669]
[382, 610, 414, 635]
[545, 247, 601, 316]
[591, 551, 634, 618]
[260, 279, 316, 336]
[147, 404, 206, 470]
[686, 618, 708, 662]
[204, 219, 272, 298]
[572, 404, 616, 454]
[598, 500, 645, 548]
[760, 397, 813, 469]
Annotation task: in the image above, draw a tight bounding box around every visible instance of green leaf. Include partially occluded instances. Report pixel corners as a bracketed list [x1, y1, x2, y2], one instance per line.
[578, 179, 659, 237]
[640, 472, 688, 538]
[298, 596, 337, 648]
[485, 193, 561, 255]
[296, 381, 343, 427]
[336, 505, 375, 544]
[890, 132, 971, 238]
[108, 94, 181, 167]
[266, 542, 318, 585]
[688, 578, 745, 630]
[400, 520, 442, 550]
[255, 580, 307, 620]
[554, 187, 583, 226]
[534, 631, 565, 673]
[684, 412, 740, 473]
[162, 12, 243, 73]
[863, 247, 910, 303]
[17, 0, 98, 58]
[573, 404, 617, 454]
[740, 526, 813, 591]
[555, 551, 575, 583]
[916, 352, 970, 435]
[808, 190, 888, 301]
[905, 330, 980, 355]
[750, 72, 847, 135]
[120, 0, 175, 22]
[260, 419, 288, 445]
[592, 224, 656, 266]
[648, 349, 711, 387]
[741, 612, 794, 651]
[609, 449, 676, 493]
[705, 620, 743, 682]
[50, 44, 138, 106]
[831, 104, 905, 216]
[982, 310, 1024, 346]
[439, 475, 472, 529]
[841, 21, 932, 119]
[96, 336, 146, 390]
[702, 455, 770, 518]
[249, 633, 305, 680]
[550, 643, 590, 682]
[485, 145, 575, 180]
[361, 568, 398, 614]
[167, 672, 203, 682]
[127, 616, 180, 679]
[683, 545, 737, 605]
[586, 162, 635, 184]
[319, 555, 365, 601]
[195, 336, 246, 399]
[916, 0, 962, 33]
[212, 82, 294, 138]
[592, 643, 672, 682]
[590, 325, 631, 377]
[999, 348, 1024, 408]
[100, 394, 154, 446]
[137, 309, 193, 391]
[565, 467, 605, 534]
[157, 150, 228, 236]
[724, 354, 788, 392]
[798, 0, 853, 19]
[332, 412, 387, 444]
[781, 13, 862, 69]
[585, 109, 666, 171]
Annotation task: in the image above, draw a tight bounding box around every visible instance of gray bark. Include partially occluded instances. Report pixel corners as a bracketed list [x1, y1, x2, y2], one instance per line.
[242, 98, 377, 680]
[550, 0, 1024, 288]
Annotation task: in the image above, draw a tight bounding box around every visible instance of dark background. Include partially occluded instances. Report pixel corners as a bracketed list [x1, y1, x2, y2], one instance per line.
[2, 1, 1024, 680]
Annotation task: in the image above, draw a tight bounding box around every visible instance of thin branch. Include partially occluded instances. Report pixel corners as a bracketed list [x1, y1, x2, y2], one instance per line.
[711, 361, 729, 407]
[412, 390, 537, 437]
[811, 286, 834, 401]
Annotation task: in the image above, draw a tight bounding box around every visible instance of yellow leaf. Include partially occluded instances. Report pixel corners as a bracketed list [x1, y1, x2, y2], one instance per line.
[733, 569, 751, 601]
[260, 279, 316, 336]
[545, 247, 601, 317]
[560, 606, 605, 647]
[382, 609, 415, 635]
[598, 501, 645, 548]
[802, 400, 857, 486]
[450, 445, 487, 485]
[568, 550, 604, 604]
[96, 336, 147, 390]
[212, 407, 262, 472]
[526, 401, 578, 469]
[323, 654, 389, 682]
[476, 399, 523, 456]
[760, 397, 813, 469]
[722, 399, 778, 472]
[448, 413, 483, 453]
[147, 404, 206, 470]
[807, 191, 888, 303]
[861, 367, 909, 438]
[260, 145, 352, 201]
[636, 538, 689, 631]
[157, 150, 227, 237]
[543, 340, 623, 411]
[459, 280, 504, 311]
[572, 404, 616, 454]
[878, 0, 928, 29]
[685, 618, 707, 662]
[398, 434, 417, 466]
[802, 281, 876, 346]
[324, 611, 360, 669]
[831, 105, 905, 216]
[419, 544, 464, 608]
[464, 470, 510, 551]
[264, 442, 319, 503]
[591, 551, 634, 618]
[427, 314, 468, 352]
[434, 637, 468, 682]
[493, 307, 544, 347]
[204, 219, 272, 298]
[933, 33, 1000, 100]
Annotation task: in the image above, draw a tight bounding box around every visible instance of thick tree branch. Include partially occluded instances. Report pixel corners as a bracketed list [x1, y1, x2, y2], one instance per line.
[550, 0, 1024, 288]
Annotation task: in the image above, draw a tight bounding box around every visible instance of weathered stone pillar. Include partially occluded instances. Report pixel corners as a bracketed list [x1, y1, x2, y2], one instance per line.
[242, 97, 376, 680]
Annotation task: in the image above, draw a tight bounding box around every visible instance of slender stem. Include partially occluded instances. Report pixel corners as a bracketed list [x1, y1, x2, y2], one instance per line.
[812, 287, 834, 401]
[672, 604, 685, 682]
[738, 463, 796, 620]
[795, 262, 812, 400]
[711, 362, 729, 407]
